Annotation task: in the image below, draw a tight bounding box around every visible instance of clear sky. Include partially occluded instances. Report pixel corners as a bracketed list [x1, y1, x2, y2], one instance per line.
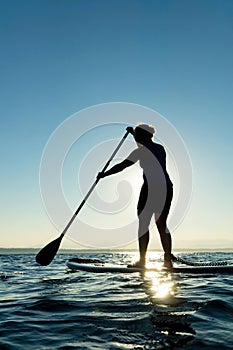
[0, 0, 232, 250]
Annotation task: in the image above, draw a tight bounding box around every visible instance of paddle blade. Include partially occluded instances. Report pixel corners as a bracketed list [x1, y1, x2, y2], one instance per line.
[35, 234, 64, 266]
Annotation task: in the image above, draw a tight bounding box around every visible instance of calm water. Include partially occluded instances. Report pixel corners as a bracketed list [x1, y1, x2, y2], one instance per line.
[0, 251, 233, 349]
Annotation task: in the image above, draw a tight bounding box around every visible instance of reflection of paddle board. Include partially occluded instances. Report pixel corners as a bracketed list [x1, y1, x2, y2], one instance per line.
[66, 259, 233, 274]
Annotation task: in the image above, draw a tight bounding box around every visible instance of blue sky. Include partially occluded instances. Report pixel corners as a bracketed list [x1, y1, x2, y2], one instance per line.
[0, 0, 232, 250]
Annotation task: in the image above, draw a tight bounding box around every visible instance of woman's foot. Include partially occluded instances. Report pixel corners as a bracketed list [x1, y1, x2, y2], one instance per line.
[163, 253, 173, 268]
[127, 260, 145, 268]
[163, 260, 173, 268]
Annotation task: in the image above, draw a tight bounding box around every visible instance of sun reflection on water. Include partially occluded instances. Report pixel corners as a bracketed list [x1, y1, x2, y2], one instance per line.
[137, 253, 196, 343]
[128, 252, 177, 305]
[144, 271, 175, 301]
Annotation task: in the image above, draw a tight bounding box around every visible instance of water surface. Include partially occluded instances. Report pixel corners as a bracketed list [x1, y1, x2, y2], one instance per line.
[0, 251, 232, 349]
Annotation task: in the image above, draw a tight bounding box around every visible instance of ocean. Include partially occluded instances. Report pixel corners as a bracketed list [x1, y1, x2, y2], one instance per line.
[0, 251, 232, 349]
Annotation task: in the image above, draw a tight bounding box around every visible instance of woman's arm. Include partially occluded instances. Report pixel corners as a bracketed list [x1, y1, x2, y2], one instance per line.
[97, 159, 134, 180]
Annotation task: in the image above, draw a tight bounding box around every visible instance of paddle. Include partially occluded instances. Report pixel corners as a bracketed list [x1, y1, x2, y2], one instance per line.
[36, 129, 130, 266]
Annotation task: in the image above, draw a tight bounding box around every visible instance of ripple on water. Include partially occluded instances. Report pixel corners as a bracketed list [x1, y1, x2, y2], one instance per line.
[0, 252, 233, 349]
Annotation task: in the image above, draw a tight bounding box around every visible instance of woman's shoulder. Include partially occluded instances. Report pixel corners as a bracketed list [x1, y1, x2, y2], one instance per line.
[152, 142, 165, 153]
[153, 141, 164, 148]
[126, 147, 142, 162]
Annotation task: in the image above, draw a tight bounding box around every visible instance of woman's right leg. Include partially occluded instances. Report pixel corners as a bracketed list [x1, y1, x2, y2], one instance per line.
[155, 212, 172, 267]
[155, 184, 173, 267]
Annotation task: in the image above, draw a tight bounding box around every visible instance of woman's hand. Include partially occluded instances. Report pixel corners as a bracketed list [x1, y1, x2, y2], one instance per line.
[96, 172, 106, 181]
[126, 126, 135, 135]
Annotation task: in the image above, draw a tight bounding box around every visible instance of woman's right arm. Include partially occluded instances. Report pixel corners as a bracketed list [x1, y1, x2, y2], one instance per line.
[97, 148, 140, 180]
[97, 159, 134, 180]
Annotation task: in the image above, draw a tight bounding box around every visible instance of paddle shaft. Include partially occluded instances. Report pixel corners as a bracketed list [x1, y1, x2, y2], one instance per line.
[60, 130, 130, 238]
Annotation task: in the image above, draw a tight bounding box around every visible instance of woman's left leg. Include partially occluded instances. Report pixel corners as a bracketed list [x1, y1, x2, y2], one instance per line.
[155, 214, 172, 257]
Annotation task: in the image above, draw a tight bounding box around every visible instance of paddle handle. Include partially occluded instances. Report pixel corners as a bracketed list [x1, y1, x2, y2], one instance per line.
[61, 130, 130, 237]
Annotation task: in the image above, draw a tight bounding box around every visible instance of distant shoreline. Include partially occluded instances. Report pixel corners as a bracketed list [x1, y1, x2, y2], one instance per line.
[0, 248, 232, 254]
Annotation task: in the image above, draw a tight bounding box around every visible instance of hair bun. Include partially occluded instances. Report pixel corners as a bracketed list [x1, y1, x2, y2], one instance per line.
[136, 123, 155, 136]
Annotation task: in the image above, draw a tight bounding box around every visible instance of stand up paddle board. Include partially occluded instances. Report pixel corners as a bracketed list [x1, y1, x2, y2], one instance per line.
[66, 259, 233, 274]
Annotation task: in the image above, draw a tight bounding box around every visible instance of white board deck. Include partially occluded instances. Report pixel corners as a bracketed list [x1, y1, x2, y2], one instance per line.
[66, 260, 233, 274]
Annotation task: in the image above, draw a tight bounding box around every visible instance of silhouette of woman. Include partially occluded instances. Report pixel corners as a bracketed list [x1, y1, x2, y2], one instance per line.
[97, 124, 173, 268]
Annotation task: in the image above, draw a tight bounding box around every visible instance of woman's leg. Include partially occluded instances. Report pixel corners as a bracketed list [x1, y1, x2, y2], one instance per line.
[155, 185, 173, 267]
[155, 213, 172, 259]
[137, 214, 151, 264]
[156, 213, 172, 267]
[127, 216, 151, 268]
[128, 184, 152, 267]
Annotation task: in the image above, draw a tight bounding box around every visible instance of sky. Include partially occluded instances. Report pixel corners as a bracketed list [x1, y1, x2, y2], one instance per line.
[0, 0, 232, 250]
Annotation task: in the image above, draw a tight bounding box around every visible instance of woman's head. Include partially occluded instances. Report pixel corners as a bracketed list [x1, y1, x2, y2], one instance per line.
[134, 124, 156, 144]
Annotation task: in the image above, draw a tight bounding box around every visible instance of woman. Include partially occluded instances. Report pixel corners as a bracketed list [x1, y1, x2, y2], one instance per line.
[97, 124, 173, 268]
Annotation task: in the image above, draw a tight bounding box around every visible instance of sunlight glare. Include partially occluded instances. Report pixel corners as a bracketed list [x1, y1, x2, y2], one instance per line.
[145, 271, 175, 300]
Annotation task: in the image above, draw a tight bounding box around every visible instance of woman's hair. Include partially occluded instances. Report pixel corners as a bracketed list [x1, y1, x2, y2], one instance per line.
[135, 123, 156, 141]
